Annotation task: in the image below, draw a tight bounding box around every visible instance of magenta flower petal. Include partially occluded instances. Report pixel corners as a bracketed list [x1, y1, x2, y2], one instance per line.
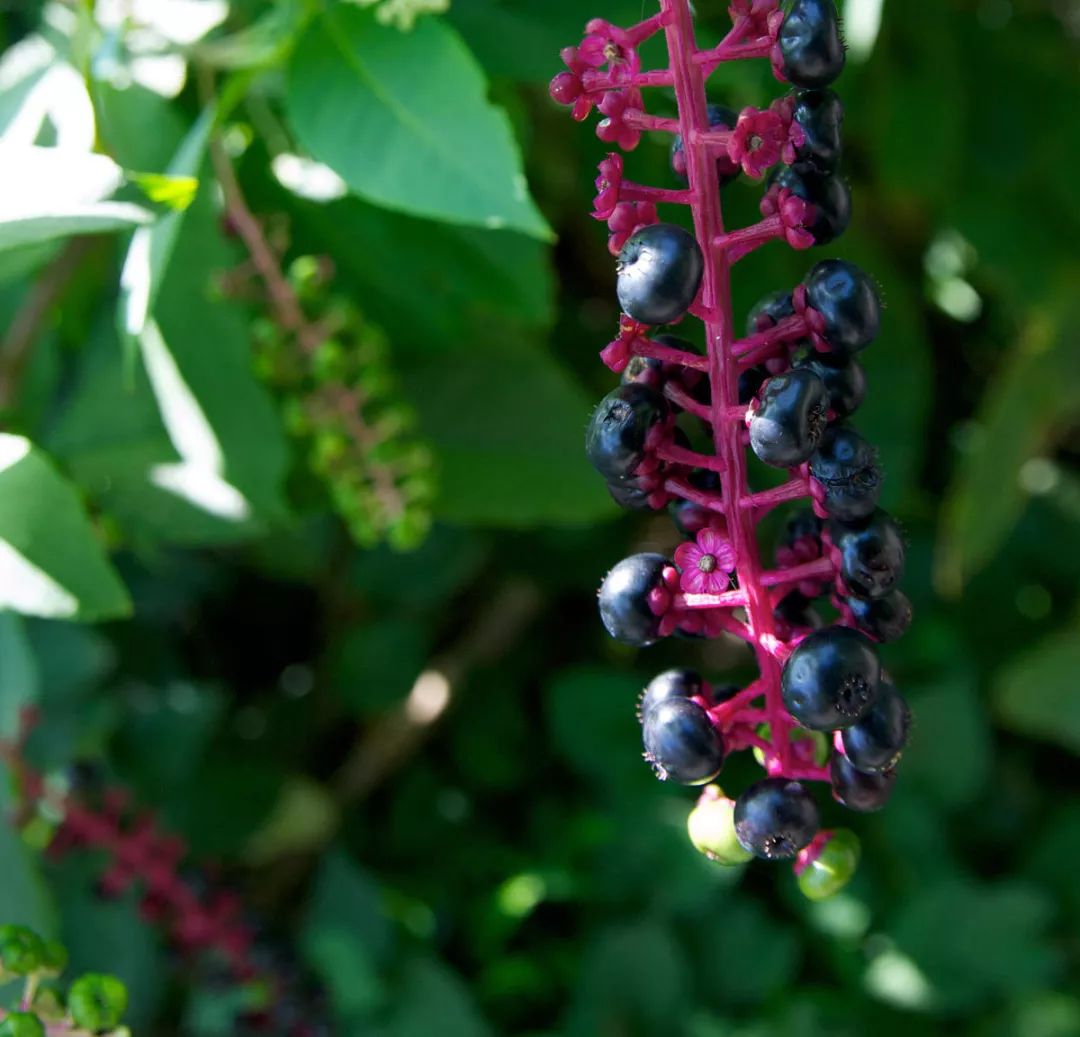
[675, 541, 703, 572]
[681, 568, 709, 594]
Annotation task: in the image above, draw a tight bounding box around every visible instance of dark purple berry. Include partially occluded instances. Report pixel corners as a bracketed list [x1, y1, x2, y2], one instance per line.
[841, 677, 911, 773]
[598, 553, 669, 647]
[639, 668, 704, 719]
[616, 223, 704, 325]
[780, 507, 824, 550]
[791, 89, 844, 173]
[672, 103, 739, 186]
[779, 0, 846, 89]
[642, 698, 725, 785]
[586, 383, 667, 482]
[830, 509, 906, 599]
[746, 290, 795, 334]
[768, 167, 851, 245]
[847, 589, 913, 643]
[738, 364, 769, 405]
[781, 626, 881, 731]
[774, 590, 824, 631]
[809, 426, 881, 521]
[606, 478, 653, 511]
[803, 260, 881, 356]
[749, 368, 830, 468]
[830, 752, 897, 812]
[734, 778, 820, 860]
[792, 346, 866, 418]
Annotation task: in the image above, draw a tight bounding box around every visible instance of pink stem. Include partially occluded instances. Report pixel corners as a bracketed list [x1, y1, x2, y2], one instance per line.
[739, 475, 811, 512]
[662, 0, 793, 773]
[715, 213, 786, 262]
[675, 588, 748, 609]
[664, 476, 727, 513]
[631, 337, 708, 370]
[663, 381, 712, 420]
[622, 110, 681, 134]
[580, 67, 676, 93]
[697, 37, 775, 73]
[733, 313, 810, 357]
[760, 556, 836, 588]
[653, 441, 725, 472]
[620, 182, 693, 205]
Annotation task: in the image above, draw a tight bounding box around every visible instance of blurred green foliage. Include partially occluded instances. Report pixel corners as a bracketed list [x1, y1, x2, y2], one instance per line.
[0, 1, 1078, 1035]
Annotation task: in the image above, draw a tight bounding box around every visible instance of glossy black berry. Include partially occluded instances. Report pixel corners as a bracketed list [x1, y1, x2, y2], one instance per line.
[738, 364, 769, 404]
[642, 698, 725, 784]
[768, 167, 851, 245]
[781, 626, 881, 730]
[586, 383, 667, 482]
[831, 752, 897, 812]
[598, 553, 669, 647]
[606, 477, 653, 511]
[830, 509, 906, 599]
[779, 0, 846, 89]
[810, 426, 881, 521]
[616, 223, 704, 325]
[791, 89, 844, 173]
[847, 589, 913, 643]
[746, 290, 795, 334]
[749, 368, 830, 468]
[792, 346, 866, 418]
[734, 778, 820, 860]
[774, 590, 824, 631]
[672, 104, 739, 186]
[778, 507, 823, 554]
[671, 468, 721, 536]
[804, 260, 881, 356]
[639, 668, 704, 719]
[841, 676, 911, 773]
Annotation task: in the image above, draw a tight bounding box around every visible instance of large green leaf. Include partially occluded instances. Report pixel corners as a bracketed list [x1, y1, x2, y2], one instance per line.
[937, 295, 1080, 594]
[0, 613, 39, 737]
[286, 7, 551, 239]
[0, 434, 130, 620]
[401, 342, 614, 526]
[387, 957, 494, 1037]
[0, 146, 151, 252]
[993, 629, 1080, 755]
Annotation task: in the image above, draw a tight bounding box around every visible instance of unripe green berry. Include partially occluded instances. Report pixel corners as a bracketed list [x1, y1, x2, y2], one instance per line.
[796, 828, 861, 901]
[68, 973, 128, 1031]
[687, 785, 753, 865]
[41, 939, 68, 975]
[0, 1012, 45, 1037]
[0, 925, 45, 975]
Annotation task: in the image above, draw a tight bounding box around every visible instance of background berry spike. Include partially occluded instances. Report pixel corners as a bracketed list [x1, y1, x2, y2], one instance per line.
[556, 0, 911, 886]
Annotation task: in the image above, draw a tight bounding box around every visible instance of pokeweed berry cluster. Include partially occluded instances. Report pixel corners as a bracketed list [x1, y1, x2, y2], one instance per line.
[0, 713, 330, 1037]
[553, 0, 912, 896]
[0, 924, 128, 1036]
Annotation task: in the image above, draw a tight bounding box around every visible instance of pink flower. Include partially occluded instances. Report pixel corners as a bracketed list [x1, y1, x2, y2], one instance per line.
[727, 106, 786, 178]
[606, 200, 658, 255]
[730, 0, 781, 36]
[592, 153, 623, 220]
[769, 95, 804, 166]
[580, 19, 635, 68]
[596, 89, 643, 151]
[600, 316, 650, 372]
[675, 528, 737, 595]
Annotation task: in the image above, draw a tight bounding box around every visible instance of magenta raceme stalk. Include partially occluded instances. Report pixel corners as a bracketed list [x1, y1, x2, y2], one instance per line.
[552, 0, 912, 896]
[0, 710, 331, 1037]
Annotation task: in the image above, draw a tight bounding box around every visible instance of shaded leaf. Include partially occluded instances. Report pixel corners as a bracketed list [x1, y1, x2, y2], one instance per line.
[286, 7, 551, 238]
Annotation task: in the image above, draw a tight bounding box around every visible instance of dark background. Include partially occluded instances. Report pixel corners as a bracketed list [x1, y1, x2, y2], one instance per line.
[0, 1, 1078, 1034]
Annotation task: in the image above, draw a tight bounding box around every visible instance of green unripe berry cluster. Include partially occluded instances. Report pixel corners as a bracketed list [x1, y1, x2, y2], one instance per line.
[251, 255, 436, 551]
[0, 924, 128, 1036]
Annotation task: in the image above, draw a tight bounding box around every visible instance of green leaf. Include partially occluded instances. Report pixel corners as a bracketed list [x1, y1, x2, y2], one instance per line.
[888, 879, 1061, 1012]
[286, 7, 552, 239]
[119, 109, 213, 354]
[388, 957, 494, 1037]
[0, 146, 152, 252]
[292, 196, 554, 352]
[330, 617, 428, 716]
[0, 435, 130, 620]
[402, 343, 615, 526]
[0, 613, 39, 738]
[993, 629, 1080, 755]
[0, 784, 54, 935]
[564, 920, 687, 1037]
[901, 674, 991, 810]
[937, 295, 1080, 594]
